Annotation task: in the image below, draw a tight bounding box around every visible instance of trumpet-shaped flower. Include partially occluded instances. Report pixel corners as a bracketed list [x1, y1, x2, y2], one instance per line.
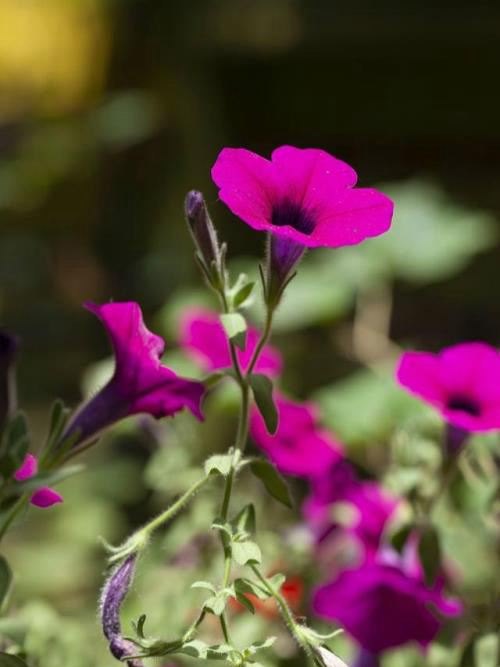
[179, 307, 282, 377]
[15, 453, 63, 508]
[397, 342, 500, 433]
[63, 302, 205, 447]
[250, 394, 343, 477]
[313, 553, 462, 654]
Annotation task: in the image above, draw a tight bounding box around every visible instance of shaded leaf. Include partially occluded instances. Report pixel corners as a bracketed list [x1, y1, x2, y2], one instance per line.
[0, 557, 12, 610]
[205, 454, 233, 477]
[249, 375, 278, 434]
[418, 524, 441, 586]
[250, 459, 293, 509]
[232, 540, 261, 566]
[220, 313, 247, 351]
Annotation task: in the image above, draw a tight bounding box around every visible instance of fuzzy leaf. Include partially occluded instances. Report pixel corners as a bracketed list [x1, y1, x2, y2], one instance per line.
[205, 454, 233, 477]
[250, 459, 293, 508]
[232, 503, 256, 535]
[232, 540, 262, 566]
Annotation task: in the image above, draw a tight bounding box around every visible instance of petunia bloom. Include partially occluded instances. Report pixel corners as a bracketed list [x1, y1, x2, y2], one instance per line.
[250, 394, 343, 478]
[212, 146, 394, 302]
[62, 302, 205, 447]
[179, 306, 282, 377]
[14, 453, 63, 508]
[304, 462, 398, 560]
[313, 554, 462, 654]
[397, 342, 500, 434]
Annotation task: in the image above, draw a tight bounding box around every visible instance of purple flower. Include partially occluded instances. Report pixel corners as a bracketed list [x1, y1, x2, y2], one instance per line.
[313, 555, 462, 654]
[211, 146, 393, 249]
[62, 302, 205, 447]
[0, 330, 18, 428]
[14, 454, 63, 508]
[250, 393, 343, 478]
[304, 462, 398, 560]
[397, 342, 500, 433]
[212, 146, 393, 301]
[179, 306, 282, 377]
[100, 555, 144, 667]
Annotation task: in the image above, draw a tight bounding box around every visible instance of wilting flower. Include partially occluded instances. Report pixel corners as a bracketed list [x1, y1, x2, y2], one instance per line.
[14, 453, 63, 508]
[250, 394, 343, 477]
[313, 552, 462, 654]
[304, 462, 397, 560]
[62, 302, 205, 447]
[397, 342, 500, 434]
[0, 330, 18, 429]
[179, 306, 282, 377]
[212, 146, 393, 301]
[100, 555, 143, 667]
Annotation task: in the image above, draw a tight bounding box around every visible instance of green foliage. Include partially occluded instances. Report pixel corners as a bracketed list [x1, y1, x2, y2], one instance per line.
[249, 460, 293, 509]
[249, 375, 278, 435]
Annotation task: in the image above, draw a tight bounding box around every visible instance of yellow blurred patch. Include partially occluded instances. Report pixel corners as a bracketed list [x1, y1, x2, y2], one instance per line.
[0, 0, 110, 118]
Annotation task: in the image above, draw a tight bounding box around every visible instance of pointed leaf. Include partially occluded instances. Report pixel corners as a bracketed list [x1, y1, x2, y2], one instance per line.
[233, 281, 255, 309]
[250, 459, 293, 509]
[232, 503, 256, 535]
[249, 374, 278, 434]
[205, 454, 233, 477]
[232, 540, 261, 566]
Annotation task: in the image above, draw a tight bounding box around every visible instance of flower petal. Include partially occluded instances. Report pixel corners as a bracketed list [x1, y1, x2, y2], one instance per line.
[30, 487, 63, 508]
[211, 148, 277, 231]
[14, 453, 38, 481]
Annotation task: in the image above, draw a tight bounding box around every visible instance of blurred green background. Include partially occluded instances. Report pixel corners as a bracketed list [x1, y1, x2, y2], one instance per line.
[1, 1, 500, 666]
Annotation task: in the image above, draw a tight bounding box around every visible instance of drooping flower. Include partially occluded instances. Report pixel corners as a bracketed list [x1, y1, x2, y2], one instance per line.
[211, 146, 394, 302]
[304, 462, 398, 560]
[250, 394, 343, 477]
[100, 554, 144, 667]
[14, 453, 63, 508]
[179, 306, 282, 377]
[62, 302, 205, 447]
[313, 553, 462, 654]
[397, 342, 500, 434]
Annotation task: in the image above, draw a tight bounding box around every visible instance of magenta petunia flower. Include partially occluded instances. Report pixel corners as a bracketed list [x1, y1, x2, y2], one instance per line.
[313, 556, 462, 654]
[179, 306, 282, 377]
[62, 302, 205, 447]
[14, 453, 63, 508]
[304, 462, 397, 559]
[397, 342, 500, 433]
[211, 146, 393, 249]
[250, 394, 343, 478]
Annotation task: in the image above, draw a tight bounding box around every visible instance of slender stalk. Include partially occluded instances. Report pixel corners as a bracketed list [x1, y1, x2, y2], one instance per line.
[0, 495, 29, 542]
[250, 564, 313, 659]
[246, 309, 274, 377]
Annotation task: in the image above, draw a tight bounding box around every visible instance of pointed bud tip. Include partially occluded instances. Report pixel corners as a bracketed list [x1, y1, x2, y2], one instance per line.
[185, 190, 205, 220]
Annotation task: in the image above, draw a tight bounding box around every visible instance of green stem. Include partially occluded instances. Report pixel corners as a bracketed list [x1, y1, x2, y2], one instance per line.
[246, 309, 274, 378]
[108, 475, 211, 563]
[182, 609, 207, 643]
[0, 495, 30, 543]
[250, 564, 313, 659]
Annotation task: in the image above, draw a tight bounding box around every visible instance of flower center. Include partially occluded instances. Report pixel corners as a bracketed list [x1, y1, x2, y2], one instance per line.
[447, 395, 481, 417]
[271, 199, 316, 235]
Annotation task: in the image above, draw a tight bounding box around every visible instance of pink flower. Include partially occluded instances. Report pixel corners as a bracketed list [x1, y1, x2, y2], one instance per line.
[397, 342, 500, 433]
[62, 302, 205, 447]
[250, 394, 343, 478]
[313, 553, 462, 654]
[14, 454, 63, 508]
[179, 307, 282, 377]
[211, 146, 393, 249]
[304, 462, 397, 559]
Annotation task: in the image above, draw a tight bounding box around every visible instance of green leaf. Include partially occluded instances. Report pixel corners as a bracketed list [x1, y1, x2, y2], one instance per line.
[0, 557, 12, 611]
[234, 589, 255, 614]
[315, 646, 349, 667]
[232, 503, 256, 535]
[0, 413, 30, 477]
[220, 313, 247, 350]
[45, 399, 70, 450]
[246, 637, 276, 655]
[249, 459, 293, 509]
[234, 578, 270, 601]
[211, 519, 233, 539]
[131, 614, 147, 639]
[179, 640, 209, 658]
[390, 523, 414, 553]
[233, 280, 255, 309]
[418, 524, 441, 586]
[17, 464, 84, 492]
[249, 374, 278, 434]
[0, 656, 29, 667]
[203, 592, 228, 616]
[232, 540, 262, 566]
[266, 572, 286, 590]
[204, 453, 233, 477]
[191, 581, 216, 593]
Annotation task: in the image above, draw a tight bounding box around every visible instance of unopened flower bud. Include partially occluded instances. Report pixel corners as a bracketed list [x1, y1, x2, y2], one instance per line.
[265, 234, 305, 308]
[185, 190, 222, 284]
[100, 555, 144, 667]
[0, 330, 18, 430]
